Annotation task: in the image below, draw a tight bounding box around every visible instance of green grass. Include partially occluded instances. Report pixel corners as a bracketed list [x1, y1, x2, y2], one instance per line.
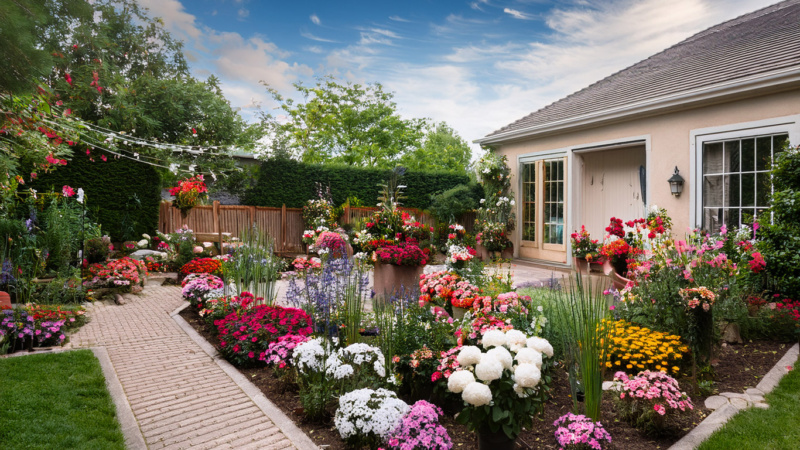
[0, 350, 125, 450]
[699, 356, 800, 450]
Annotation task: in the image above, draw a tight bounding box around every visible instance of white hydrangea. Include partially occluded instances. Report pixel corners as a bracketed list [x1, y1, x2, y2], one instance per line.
[486, 346, 513, 371]
[292, 338, 327, 374]
[462, 382, 493, 406]
[505, 329, 527, 352]
[475, 354, 503, 382]
[513, 383, 528, 398]
[527, 336, 554, 357]
[513, 363, 541, 388]
[447, 370, 476, 393]
[514, 348, 543, 369]
[457, 345, 482, 366]
[482, 329, 507, 349]
[335, 388, 409, 441]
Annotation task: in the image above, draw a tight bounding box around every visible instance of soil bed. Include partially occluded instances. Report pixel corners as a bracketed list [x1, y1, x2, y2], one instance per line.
[179, 306, 791, 449]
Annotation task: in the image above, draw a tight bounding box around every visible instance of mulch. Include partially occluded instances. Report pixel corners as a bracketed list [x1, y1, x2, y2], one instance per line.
[179, 306, 792, 449]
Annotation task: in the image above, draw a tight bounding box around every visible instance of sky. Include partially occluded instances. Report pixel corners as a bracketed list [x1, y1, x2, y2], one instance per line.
[136, 0, 779, 153]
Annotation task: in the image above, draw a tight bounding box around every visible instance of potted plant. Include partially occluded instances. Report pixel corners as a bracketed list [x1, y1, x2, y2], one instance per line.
[373, 241, 428, 297]
[570, 226, 600, 274]
[168, 174, 208, 219]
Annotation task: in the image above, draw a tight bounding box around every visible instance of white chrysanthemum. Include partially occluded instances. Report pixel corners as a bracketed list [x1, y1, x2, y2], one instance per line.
[292, 338, 327, 374]
[475, 354, 504, 382]
[515, 348, 543, 368]
[334, 388, 408, 440]
[462, 382, 492, 406]
[447, 370, 476, 393]
[333, 364, 354, 379]
[527, 336, 554, 357]
[514, 363, 541, 388]
[505, 329, 527, 351]
[487, 346, 513, 371]
[457, 345, 482, 366]
[482, 329, 507, 349]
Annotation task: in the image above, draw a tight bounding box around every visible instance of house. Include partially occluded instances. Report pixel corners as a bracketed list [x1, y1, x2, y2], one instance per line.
[476, 0, 800, 266]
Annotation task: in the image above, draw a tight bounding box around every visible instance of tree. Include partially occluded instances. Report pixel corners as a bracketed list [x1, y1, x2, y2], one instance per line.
[400, 121, 472, 174]
[262, 76, 426, 168]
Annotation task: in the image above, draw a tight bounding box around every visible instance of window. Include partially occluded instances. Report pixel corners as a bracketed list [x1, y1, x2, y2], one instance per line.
[701, 133, 787, 232]
[522, 163, 536, 241]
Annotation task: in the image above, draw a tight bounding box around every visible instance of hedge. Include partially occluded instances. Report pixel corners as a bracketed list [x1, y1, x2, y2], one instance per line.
[30, 150, 161, 242]
[243, 158, 475, 209]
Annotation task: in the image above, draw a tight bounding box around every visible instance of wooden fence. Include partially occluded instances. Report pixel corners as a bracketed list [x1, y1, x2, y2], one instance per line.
[158, 201, 476, 254]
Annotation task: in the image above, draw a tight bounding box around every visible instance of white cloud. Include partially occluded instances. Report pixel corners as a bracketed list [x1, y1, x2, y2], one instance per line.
[301, 31, 339, 43]
[389, 15, 410, 22]
[310, 14, 321, 25]
[503, 8, 533, 20]
[237, 8, 249, 19]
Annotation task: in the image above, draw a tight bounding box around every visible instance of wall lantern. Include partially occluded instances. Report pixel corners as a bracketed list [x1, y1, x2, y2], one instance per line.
[668, 166, 685, 197]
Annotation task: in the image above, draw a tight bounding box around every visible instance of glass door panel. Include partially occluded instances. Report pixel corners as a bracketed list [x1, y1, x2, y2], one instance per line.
[543, 159, 565, 246]
[521, 163, 536, 242]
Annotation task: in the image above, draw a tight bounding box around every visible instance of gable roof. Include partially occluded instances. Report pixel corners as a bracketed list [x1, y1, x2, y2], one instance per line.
[479, 0, 800, 145]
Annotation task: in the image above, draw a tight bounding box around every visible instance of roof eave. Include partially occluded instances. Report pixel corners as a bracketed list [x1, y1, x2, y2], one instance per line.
[475, 66, 800, 146]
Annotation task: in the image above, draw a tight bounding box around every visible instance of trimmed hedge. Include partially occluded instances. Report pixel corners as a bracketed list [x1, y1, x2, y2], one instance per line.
[30, 150, 161, 242]
[243, 158, 474, 209]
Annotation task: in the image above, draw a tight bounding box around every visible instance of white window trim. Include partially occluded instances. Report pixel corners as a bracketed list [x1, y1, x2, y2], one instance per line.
[689, 115, 800, 228]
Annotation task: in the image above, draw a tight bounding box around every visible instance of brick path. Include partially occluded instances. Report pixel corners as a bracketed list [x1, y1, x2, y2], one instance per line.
[67, 286, 300, 450]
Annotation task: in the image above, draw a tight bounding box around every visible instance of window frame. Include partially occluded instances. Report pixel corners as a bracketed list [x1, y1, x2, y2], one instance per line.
[690, 115, 800, 229]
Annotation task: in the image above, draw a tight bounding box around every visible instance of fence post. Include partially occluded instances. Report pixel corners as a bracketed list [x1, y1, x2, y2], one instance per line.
[281, 204, 287, 253]
[248, 206, 255, 227]
[344, 204, 350, 225]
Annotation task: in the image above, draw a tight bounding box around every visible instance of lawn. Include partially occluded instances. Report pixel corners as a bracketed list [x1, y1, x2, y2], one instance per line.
[0, 350, 125, 450]
[699, 356, 800, 450]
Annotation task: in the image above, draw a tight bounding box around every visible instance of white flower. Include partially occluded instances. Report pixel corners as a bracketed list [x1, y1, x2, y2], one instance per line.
[527, 336, 554, 357]
[487, 346, 513, 370]
[510, 199, 515, 206]
[515, 348, 543, 368]
[462, 382, 492, 406]
[537, 305, 544, 313]
[333, 364, 354, 379]
[334, 389, 408, 440]
[513, 383, 529, 398]
[136, 239, 148, 248]
[482, 329, 507, 348]
[447, 370, 476, 393]
[514, 363, 541, 388]
[475, 354, 503, 382]
[505, 329, 527, 352]
[76, 188, 84, 204]
[479, 198, 485, 204]
[292, 338, 327, 374]
[142, 234, 151, 239]
[457, 346, 482, 366]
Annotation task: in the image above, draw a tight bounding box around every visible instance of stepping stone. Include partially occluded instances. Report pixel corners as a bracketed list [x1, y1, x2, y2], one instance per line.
[753, 402, 769, 409]
[704, 395, 728, 410]
[745, 388, 764, 396]
[729, 397, 749, 409]
[720, 392, 749, 400]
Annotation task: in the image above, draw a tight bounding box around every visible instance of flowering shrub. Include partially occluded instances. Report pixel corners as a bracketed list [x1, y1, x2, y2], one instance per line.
[447, 329, 554, 440]
[326, 343, 387, 389]
[385, 400, 453, 450]
[302, 198, 335, 228]
[168, 175, 208, 214]
[553, 413, 612, 450]
[83, 257, 147, 291]
[431, 346, 462, 383]
[215, 305, 313, 367]
[25, 305, 86, 330]
[474, 292, 531, 317]
[144, 255, 168, 273]
[1, 309, 67, 349]
[315, 231, 348, 258]
[678, 286, 716, 311]
[418, 271, 480, 309]
[446, 244, 476, 267]
[476, 221, 511, 252]
[613, 370, 693, 434]
[770, 297, 800, 339]
[180, 257, 222, 276]
[402, 215, 434, 242]
[334, 388, 409, 449]
[570, 226, 600, 260]
[601, 320, 688, 375]
[260, 334, 311, 380]
[291, 256, 321, 271]
[181, 274, 224, 307]
[374, 242, 428, 266]
[199, 292, 257, 328]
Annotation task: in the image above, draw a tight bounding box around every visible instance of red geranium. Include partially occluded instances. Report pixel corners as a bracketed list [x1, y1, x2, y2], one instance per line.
[180, 258, 222, 276]
[374, 241, 428, 266]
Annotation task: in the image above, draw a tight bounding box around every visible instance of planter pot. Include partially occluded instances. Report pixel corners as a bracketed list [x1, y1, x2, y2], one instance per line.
[572, 257, 590, 275]
[477, 428, 517, 450]
[0, 291, 10, 310]
[452, 306, 469, 320]
[610, 270, 633, 291]
[501, 243, 514, 260]
[475, 244, 491, 262]
[601, 259, 614, 276]
[373, 262, 424, 298]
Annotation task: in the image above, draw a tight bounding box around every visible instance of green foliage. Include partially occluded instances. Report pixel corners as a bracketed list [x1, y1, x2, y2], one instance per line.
[0, 350, 126, 449]
[758, 146, 800, 295]
[261, 76, 426, 168]
[429, 184, 482, 223]
[243, 158, 471, 209]
[400, 122, 473, 175]
[30, 151, 161, 242]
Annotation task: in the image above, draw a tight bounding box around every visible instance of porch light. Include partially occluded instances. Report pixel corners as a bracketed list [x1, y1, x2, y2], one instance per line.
[668, 166, 684, 197]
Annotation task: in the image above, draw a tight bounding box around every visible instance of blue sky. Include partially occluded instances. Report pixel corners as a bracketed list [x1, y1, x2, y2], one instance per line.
[138, 0, 777, 153]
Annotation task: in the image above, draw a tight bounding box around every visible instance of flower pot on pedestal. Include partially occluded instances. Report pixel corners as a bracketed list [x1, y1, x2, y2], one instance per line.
[373, 262, 423, 298]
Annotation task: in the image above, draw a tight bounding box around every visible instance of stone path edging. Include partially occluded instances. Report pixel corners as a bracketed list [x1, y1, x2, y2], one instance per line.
[92, 346, 148, 450]
[669, 342, 799, 450]
[170, 302, 318, 450]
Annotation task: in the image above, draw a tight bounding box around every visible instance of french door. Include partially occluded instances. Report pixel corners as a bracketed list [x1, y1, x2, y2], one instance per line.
[520, 157, 568, 262]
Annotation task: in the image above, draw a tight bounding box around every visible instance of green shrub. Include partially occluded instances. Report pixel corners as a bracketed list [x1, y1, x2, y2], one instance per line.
[758, 146, 800, 295]
[30, 151, 161, 242]
[429, 184, 481, 223]
[242, 158, 471, 209]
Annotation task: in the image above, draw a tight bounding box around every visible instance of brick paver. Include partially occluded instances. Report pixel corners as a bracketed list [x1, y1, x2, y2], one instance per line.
[67, 286, 298, 449]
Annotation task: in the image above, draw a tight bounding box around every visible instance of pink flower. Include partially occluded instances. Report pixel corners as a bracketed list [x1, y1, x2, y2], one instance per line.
[62, 185, 75, 197]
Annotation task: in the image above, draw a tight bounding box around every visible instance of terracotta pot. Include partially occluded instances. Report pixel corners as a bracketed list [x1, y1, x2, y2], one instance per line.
[601, 259, 614, 276]
[573, 257, 590, 275]
[477, 428, 516, 450]
[610, 270, 632, 290]
[0, 291, 11, 310]
[501, 243, 514, 260]
[475, 244, 491, 261]
[373, 262, 423, 298]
